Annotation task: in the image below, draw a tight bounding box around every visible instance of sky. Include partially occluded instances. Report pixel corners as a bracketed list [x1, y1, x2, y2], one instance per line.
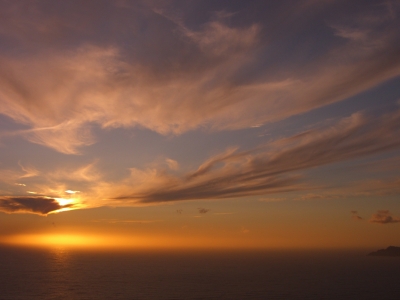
[0, 0, 400, 250]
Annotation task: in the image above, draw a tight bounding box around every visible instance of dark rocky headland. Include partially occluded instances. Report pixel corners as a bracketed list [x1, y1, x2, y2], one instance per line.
[368, 246, 400, 257]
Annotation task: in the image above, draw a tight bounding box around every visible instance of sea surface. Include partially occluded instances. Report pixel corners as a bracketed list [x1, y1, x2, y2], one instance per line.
[0, 246, 399, 300]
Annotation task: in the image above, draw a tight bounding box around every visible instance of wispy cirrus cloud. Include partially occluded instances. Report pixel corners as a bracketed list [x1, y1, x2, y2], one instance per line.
[0, 163, 39, 186]
[1, 108, 400, 214]
[100, 109, 400, 205]
[17, 162, 40, 179]
[46, 162, 101, 182]
[0, 1, 399, 154]
[0, 1, 399, 216]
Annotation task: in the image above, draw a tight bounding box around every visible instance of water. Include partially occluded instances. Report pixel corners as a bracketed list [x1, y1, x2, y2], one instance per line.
[0, 246, 399, 300]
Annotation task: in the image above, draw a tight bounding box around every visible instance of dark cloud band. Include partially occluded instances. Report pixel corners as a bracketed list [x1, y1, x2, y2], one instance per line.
[0, 196, 72, 215]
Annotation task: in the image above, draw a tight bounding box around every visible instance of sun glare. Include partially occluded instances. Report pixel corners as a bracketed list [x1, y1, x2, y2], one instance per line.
[55, 198, 75, 206]
[52, 197, 84, 213]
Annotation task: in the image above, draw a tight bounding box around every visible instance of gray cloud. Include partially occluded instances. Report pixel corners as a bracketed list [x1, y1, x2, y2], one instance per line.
[351, 211, 363, 221]
[369, 210, 400, 224]
[198, 208, 210, 214]
[0, 196, 73, 215]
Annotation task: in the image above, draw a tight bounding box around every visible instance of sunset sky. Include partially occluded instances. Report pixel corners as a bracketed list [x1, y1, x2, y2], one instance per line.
[0, 0, 399, 249]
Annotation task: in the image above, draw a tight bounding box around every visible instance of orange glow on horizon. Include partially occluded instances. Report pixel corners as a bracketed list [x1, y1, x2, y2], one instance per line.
[0, 233, 275, 250]
[0, 232, 380, 250]
[2, 234, 108, 248]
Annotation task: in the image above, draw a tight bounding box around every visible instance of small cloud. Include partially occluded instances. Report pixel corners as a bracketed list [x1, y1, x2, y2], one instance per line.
[165, 158, 179, 170]
[65, 190, 80, 194]
[176, 209, 183, 214]
[369, 210, 400, 224]
[198, 208, 210, 214]
[15, 183, 26, 187]
[351, 210, 363, 221]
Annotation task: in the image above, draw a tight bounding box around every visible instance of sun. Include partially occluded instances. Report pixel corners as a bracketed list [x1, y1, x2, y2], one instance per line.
[55, 197, 75, 206]
[52, 197, 83, 213]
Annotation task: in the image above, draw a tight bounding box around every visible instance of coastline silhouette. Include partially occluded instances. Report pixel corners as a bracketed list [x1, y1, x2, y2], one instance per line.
[368, 246, 400, 257]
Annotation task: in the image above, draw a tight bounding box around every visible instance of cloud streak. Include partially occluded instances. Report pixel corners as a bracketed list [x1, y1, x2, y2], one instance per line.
[106, 109, 400, 204]
[351, 211, 363, 221]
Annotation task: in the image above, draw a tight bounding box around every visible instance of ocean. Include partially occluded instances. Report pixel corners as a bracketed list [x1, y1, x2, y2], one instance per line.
[0, 246, 399, 300]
